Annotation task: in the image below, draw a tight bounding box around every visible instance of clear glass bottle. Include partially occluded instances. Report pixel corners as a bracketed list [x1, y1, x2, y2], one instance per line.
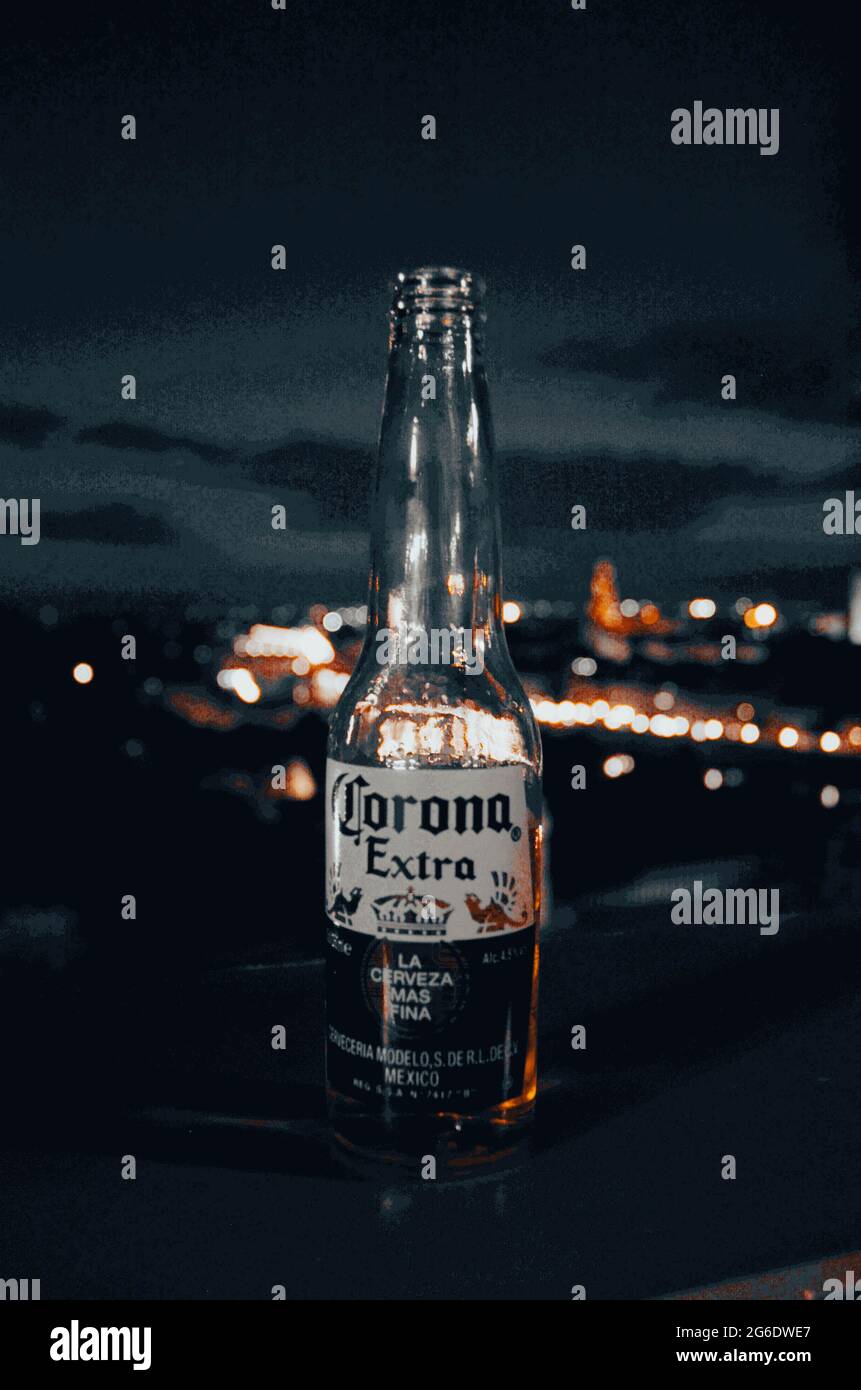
[325, 267, 542, 1173]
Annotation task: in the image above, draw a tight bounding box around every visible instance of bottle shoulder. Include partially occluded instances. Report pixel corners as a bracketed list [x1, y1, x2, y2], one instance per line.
[327, 648, 542, 775]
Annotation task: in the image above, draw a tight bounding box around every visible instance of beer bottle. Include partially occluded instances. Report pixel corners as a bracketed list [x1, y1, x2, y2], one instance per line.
[325, 267, 542, 1172]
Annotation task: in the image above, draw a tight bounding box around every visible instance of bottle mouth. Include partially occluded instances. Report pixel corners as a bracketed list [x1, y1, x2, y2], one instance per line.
[392, 266, 485, 316]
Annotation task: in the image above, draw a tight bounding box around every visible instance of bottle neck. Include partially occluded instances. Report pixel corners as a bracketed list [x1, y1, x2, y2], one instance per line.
[368, 310, 503, 642]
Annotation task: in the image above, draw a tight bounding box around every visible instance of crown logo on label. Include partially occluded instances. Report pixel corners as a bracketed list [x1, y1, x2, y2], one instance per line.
[371, 887, 452, 937]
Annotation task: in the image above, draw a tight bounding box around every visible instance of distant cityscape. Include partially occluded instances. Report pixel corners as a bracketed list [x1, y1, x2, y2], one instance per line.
[163, 561, 860, 732]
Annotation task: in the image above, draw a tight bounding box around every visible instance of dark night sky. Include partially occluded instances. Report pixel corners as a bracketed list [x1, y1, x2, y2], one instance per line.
[0, 0, 856, 605]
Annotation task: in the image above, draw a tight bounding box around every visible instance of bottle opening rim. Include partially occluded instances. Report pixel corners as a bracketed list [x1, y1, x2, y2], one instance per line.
[392, 266, 485, 316]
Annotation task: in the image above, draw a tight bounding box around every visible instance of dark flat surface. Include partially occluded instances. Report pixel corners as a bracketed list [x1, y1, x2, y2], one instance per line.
[2, 900, 859, 1300]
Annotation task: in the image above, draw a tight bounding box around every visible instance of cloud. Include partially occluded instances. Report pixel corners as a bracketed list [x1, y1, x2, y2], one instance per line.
[244, 439, 374, 522]
[1, 385, 856, 607]
[0, 438, 366, 602]
[76, 420, 236, 464]
[0, 403, 65, 448]
[41, 502, 176, 545]
[807, 456, 861, 490]
[538, 319, 861, 426]
[499, 452, 777, 533]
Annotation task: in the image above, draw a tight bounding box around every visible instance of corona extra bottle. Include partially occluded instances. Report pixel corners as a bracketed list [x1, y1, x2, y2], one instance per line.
[325, 267, 542, 1172]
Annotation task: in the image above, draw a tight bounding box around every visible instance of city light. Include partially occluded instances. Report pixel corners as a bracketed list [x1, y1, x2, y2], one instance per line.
[704, 768, 723, 790]
[649, 713, 677, 737]
[280, 758, 317, 801]
[312, 668, 350, 706]
[603, 754, 635, 779]
[217, 668, 261, 704]
[820, 785, 840, 809]
[235, 624, 335, 666]
[72, 662, 94, 685]
[188, 560, 861, 763]
[744, 602, 778, 629]
[526, 683, 861, 765]
[605, 704, 636, 728]
[689, 598, 716, 619]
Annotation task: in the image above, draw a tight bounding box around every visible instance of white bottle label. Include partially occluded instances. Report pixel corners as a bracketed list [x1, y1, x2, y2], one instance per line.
[325, 759, 534, 943]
